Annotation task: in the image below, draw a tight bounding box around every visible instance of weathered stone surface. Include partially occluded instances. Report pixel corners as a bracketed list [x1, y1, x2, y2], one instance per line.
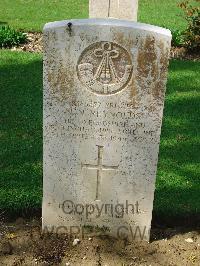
[43, 19, 171, 241]
[89, 0, 138, 21]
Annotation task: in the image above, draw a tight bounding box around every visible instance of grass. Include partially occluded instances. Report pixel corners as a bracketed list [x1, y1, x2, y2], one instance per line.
[0, 50, 199, 222]
[0, 51, 42, 215]
[0, 0, 187, 32]
[139, 0, 187, 31]
[155, 60, 200, 224]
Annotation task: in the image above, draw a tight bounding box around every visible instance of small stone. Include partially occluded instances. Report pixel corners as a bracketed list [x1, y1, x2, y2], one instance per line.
[15, 217, 25, 225]
[185, 238, 194, 243]
[66, 263, 70, 266]
[5, 233, 17, 239]
[88, 237, 92, 241]
[83, 256, 87, 260]
[0, 241, 13, 255]
[72, 238, 80, 246]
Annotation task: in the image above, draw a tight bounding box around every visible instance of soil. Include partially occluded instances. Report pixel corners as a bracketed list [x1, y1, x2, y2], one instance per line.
[7, 32, 200, 61]
[0, 218, 199, 266]
[170, 46, 200, 61]
[11, 32, 43, 53]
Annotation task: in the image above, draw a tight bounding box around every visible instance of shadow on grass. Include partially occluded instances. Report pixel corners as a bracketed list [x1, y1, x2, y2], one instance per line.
[0, 51, 43, 218]
[0, 21, 8, 25]
[0, 53, 199, 227]
[153, 59, 200, 227]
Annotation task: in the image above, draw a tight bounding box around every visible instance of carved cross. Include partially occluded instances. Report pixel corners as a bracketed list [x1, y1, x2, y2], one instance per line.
[82, 145, 119, 200]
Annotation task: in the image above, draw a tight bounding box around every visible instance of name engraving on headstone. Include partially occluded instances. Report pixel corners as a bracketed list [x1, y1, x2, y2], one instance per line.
[53, 99, 148, 143]
[82, 145, 119, 200]
[77, 41, 133, 95]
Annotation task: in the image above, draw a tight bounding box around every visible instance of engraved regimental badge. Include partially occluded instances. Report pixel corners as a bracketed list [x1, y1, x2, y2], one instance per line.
[77, 42, 133, 95]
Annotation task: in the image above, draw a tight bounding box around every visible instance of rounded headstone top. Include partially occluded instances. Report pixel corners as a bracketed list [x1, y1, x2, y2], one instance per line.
[43, 18, 171, 38]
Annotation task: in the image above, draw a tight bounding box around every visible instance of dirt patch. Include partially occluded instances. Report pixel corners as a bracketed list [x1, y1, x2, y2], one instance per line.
[170, 46, 200, 61]
[11, 32, 43, 53]
[0, 218, 199, 265]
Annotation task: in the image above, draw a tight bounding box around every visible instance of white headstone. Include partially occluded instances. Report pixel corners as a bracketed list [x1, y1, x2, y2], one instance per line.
[89, 0, 138, 21]
[43, 19, 171, 241]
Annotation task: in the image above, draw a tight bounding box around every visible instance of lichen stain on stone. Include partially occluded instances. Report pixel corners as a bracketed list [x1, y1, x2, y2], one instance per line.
[47, 62, 75, 102]
[152, 40, 170, 100]
[128, 74, 137, 107]
[111, 30, 138, 103]
[113, 31, 124, 45]
[137, 36, 157, 81]
[137, 36, 168, 104]
[159, 40, 170, 78]
[112, 30, 135, 50]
